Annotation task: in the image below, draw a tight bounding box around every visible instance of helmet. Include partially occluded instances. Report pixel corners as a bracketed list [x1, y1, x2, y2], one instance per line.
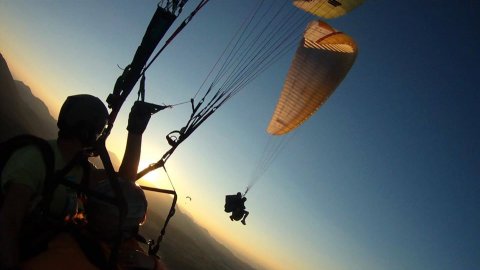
[85, 178, 148, 240]
[57, 94, 108, 146]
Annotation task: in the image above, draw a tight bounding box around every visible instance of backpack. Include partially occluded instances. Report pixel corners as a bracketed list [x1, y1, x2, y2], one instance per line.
[0, 135, 60, 257]
[0, 135, 93, 259]
[0, 134, 92, 210]
[0, 135, 55, 208]
[225, 194, 241, 213]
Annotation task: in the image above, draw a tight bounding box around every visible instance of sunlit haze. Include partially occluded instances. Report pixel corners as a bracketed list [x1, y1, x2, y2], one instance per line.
[1, 1, 479, 270]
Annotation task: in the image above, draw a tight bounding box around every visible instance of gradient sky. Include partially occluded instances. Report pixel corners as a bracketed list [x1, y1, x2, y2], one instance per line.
[1, 1, 479, 270]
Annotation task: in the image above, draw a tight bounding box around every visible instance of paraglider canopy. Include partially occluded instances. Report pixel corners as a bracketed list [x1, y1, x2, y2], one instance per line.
[292, 0, 365, 19]
[267, 20, 358, 135]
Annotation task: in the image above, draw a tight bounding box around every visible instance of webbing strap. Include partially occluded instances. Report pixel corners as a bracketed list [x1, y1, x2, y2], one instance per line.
[149, 194, 177, 256]
[137, 186, 177, 256]
[42, 151, 86, 211]
[0, 135, 54, 209]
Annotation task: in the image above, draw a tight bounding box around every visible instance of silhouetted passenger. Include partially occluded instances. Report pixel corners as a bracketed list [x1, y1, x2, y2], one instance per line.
[226, 195, 249, 225]
[0, 96, 158, 269]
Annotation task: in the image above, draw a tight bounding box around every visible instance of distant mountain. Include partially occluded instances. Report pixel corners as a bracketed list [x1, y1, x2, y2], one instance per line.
[0, 53, 120, 167]
[0, 53, 57, 141]
[141, 193, 257, 270]
[15, 80, 58, 133]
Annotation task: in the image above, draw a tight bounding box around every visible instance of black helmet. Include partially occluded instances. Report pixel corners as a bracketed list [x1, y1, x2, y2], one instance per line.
[85, 179, 148, 240]
[57, 94, 108, 146]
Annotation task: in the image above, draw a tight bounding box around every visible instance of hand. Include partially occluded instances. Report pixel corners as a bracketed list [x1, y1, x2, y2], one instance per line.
[127, 101, 154, 135]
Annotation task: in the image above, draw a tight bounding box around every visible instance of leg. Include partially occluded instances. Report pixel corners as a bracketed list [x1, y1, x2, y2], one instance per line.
[241, 211, 249, 225]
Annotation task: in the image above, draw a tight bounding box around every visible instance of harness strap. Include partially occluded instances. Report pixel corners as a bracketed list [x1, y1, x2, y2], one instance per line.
[41, 151, 86, 214]
[0, 135, 54, 186]
[137, 75, 146, 102]
[0, 135, 87, 260]
[0, 135, 54, 210]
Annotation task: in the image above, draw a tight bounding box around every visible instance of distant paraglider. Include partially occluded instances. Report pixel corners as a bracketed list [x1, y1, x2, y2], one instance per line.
[183, 196, 192, 205]
[267, 20, 358, 135]
[224, 192, 249, 225]
[127, 0, 362, 229]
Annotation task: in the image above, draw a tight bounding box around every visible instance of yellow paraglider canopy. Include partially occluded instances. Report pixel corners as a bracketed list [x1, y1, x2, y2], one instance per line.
[293, 0, 364, 19]
[267, 20, 358, 135]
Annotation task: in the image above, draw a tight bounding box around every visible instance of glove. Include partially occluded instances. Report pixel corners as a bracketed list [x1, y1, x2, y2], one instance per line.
[127, 101, 153, 134]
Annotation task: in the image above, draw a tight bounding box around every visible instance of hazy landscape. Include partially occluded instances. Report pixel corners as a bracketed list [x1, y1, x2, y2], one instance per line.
[0, 53, 256, 270]
[142, 193, 256, 270]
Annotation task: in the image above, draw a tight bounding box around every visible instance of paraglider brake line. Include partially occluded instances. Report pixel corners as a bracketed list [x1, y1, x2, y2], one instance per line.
[139, 184, 177, 257]
[169, 100, 190, 107]
[163, 165, 176, 192]
[137, 163, 178, 257]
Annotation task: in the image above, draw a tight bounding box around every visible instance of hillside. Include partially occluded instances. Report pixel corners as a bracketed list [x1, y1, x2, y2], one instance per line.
[0, 53, 57, 141]
[142, 193, 256, 270]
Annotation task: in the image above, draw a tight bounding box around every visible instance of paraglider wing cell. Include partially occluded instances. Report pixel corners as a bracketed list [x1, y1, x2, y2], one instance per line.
[292, 0, 364, 19]
[267, 20, 358, 135]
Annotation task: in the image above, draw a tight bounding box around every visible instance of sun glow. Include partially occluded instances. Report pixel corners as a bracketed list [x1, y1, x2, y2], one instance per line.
[137, 161, 164, 188]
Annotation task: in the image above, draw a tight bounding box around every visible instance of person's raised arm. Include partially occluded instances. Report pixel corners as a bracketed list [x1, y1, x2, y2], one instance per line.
[118, 133, 142, 182]
[118, 101, 155, 182]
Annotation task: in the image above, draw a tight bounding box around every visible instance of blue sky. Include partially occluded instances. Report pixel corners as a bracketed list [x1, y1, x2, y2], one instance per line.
[1, 1, 479, 270]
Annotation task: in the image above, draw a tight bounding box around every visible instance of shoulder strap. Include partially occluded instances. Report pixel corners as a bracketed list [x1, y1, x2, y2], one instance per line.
[42, 150, 92, 216]
[0, 135, 91, 215]
[0, 135, 54, 207]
